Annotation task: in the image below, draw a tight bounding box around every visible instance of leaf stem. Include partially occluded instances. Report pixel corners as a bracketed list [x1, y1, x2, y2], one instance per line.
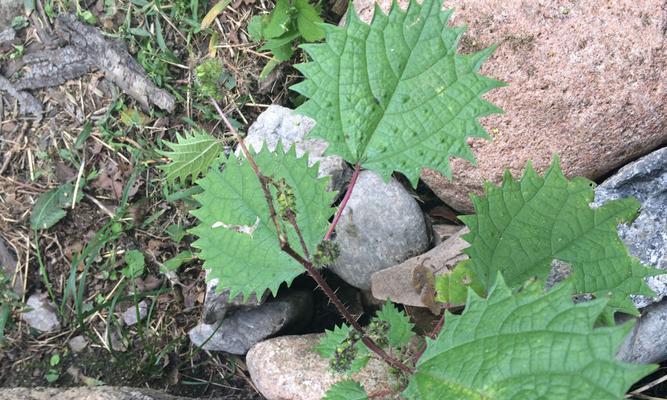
[324, 162, 361, 241]
[411, 312, 446, 364]
[210, 99, 413, 374]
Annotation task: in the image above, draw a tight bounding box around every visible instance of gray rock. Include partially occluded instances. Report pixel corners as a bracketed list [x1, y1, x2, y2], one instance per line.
[617, 298, 667, 364]
[189, 290, 313, 355]
[68, 335, 88, 353]
[593, 147, 667, 308]
[246, 334, 396, 400]
[242, 105, 352, 193]
[202, 277, 266, 324]
[0, 0, 22, 31]
[330, 171, 430, 289]
[122, 300, 148, 326]
[20, 292, 60, 332]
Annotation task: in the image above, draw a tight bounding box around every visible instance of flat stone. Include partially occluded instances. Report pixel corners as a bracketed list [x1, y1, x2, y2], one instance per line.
[371, 227, 468, 307]
[189, 290, 313, 355]
[246, 334, 395, 400]
[352, 0, 667, 213]
[202, 277, 266, 324]
[617, 298, 667, 364]
[20, 292, 60, 333]
[122, 300, 148, 326]
[330, 170, 430, 289]
[68, 335, 88, 353]
[242, 105, 352, 193]
[593, 147, 667, 308]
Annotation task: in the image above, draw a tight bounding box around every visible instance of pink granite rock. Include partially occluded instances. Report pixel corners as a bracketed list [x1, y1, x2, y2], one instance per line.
[352, 0, 667, 212]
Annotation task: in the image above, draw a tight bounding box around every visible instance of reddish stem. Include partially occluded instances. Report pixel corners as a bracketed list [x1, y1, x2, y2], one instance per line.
[324, 162, 361, 241]
[411, 312, 446, 365]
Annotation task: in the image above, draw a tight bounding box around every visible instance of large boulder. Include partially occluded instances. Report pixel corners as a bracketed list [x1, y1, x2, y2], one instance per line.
[352, 0, 667, 212]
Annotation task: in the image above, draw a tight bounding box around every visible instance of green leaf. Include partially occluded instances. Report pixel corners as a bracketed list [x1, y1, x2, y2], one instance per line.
[294, 0, 324, 42]
[324, 380, 368, 400]
[161, 250, 194, 273]
[158, 130, 223, 186]
[314, 323, 369, 374]
[406, 276, 656, 400]
[201, 0, 232, 30]
[190, 145, 335, 301]
[259, 31, 299, 61]
[30, 183, 83, 230]
[374, 302, 414, 348]
[292, 0, 504, 185]
[263, 0, 292, 39]
[121, 250, 145, 279]
[248, 15, 265, 41]
[165, 224, 186, 242]
[434, 260, 485, 306]
[460, 157, 660, 320]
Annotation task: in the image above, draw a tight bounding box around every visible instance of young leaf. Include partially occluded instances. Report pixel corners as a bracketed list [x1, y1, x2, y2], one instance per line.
[434, 260, 485, 306]
[122, 250, 145, 279]
[158, 130, 223, 186]
[374, 302, 414, 348]
[324, 380, 368, 400]
[263, 0, 292, 39]
[161, 250, 194, 273]
[292, 0, 504, 185]
[406, 277, 656, 400]
[30, 182, 83, 230]
[294, 0, 324, 42]
[314, 323, 369, 374]
[460, 157, 660, 320]
[190, 145, 335, 301]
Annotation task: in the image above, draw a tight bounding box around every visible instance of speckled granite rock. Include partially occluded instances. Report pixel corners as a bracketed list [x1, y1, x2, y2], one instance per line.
[0, 386, 195, 400]
[593, 147, 667, 308]
[352, 0, 667, 212]
[246, 334, 396, 400]
[20, 292, 60, 333]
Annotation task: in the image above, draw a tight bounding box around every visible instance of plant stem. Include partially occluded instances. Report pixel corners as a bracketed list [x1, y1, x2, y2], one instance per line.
[324, 162, 361, 241]
[211, 100, 413, 374]
[411, 312, 446, 364]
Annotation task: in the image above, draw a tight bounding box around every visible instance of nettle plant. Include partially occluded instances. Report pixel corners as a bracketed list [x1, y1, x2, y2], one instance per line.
[159, 0, 662, 398]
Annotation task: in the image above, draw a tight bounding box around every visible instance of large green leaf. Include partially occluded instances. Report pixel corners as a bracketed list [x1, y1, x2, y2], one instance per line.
[292, 0, 504, 185]
[323, 380, 368, 400]
[460, 158, 660, 320]
[406, 277, 655, 400]
[30, 182, 83, 230]
[158, 130, 223, 186]
[190, 145, 335, 300]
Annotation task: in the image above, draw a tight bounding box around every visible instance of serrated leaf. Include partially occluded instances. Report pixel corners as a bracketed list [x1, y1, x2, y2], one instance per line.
[294, 0, 324, 42]
[324, 380, 368, 400]
[158, 130, 223, 186]
[292, 0, 504, 185]
[374, 302, 414, 348]
[314, 323, 370, 374]
[434, 260, 485, 306]
[263, 0, 292, 39]
[30, 182, 83, 230]
[406, 276, 656, 400]
[460, 157, 660, 320]
[191, 145, 335, 301]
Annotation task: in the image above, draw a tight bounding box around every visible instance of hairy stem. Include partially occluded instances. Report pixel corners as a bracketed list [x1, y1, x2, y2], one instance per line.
[211, 100, 413, 374]
[324, 162, 361, 241]
[411, 312, 446, 364]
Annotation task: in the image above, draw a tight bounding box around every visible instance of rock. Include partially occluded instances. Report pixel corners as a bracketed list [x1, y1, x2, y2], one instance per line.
[617, 298, 667, 364]
[202, 277, 266, 324]
[0, 386, 197, 400]
[351, 0, 667, 213]
[593, 147, 667, 308]
[122, 300, 148, 326]
[243, 105, 352, 193]
[20, 292, 60, 333]
[371, 227, 468, 307]
[0, 0, 22, 31]
[432, 223, 465, 245]
[68, 335, 88, 353]
[247, 334, 395, 400]
[189, 290, 313, 355]
[330, 171, 429, 289]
